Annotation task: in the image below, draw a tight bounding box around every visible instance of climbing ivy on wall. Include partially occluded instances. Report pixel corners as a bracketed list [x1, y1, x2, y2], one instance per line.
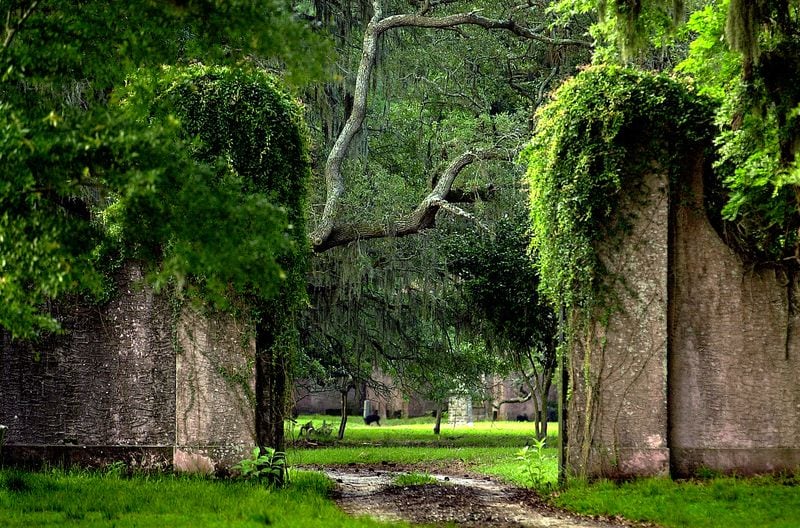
[121, 64, 311, 450]
[522, 65, 714, 320]
[117, 65, 310, 310]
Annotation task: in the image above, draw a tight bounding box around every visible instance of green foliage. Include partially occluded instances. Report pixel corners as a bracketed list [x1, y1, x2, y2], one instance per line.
[515, 437, 554, 490]
[608, 0, 685, 59]
[118, 64, 311, 308]
[233, 446, 289, 486]
[713, 44, 800, 263]
[522, 65, 713, 316]
[445, 209, 556, 356]
[675, 0, 741, 103]
[575, 0, 800, 265]
[674, 0, 800, 264]
[550, 0, 686, 64]
[0, 0, 329, 89]
[0, 0, 326, 339]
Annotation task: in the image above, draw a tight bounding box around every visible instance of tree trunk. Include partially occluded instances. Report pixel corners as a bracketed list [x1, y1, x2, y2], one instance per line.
[538, 374, 553, 439]
[255, 314, 288, 452]
[337, 390, 349, 440]
[531, 384, 543, 440]
[433, 401, 443, 435]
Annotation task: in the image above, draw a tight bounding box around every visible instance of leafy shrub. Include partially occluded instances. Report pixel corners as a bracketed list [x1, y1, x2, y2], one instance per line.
[516, 437, 553, 490]
[233, 447, 288, 486]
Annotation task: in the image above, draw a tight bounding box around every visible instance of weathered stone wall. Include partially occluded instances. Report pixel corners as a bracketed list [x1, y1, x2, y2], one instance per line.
[0, 264, 175, 450]
[174, 307, 256, 472]
[569, 155, 800, 478]
[669, 157, 800, 476]
[0, 263, 257, 472]
[567, 169, 671, 478]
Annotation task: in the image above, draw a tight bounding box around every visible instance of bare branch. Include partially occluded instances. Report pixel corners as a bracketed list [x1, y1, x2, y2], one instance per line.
[2, 1, 38, 55]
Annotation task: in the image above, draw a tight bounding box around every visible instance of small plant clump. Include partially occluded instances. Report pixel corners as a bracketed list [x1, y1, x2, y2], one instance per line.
[232, 447, 288, 487]
[392, 472, 439, 487]
[516, 437, 553, 490]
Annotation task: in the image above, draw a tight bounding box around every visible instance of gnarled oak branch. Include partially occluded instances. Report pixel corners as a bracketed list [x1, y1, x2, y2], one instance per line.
[311, 0, 592, 252]
[313, 149, 504, 252]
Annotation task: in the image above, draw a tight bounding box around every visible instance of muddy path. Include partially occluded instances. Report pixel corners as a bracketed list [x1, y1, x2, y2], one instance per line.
[312, 465, 653, 528]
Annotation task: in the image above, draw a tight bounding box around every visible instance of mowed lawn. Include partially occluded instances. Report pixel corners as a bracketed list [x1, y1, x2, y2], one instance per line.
[0, 469, 407, 528]
[287, 414, 560, 486]
[290, 415, 800, 528]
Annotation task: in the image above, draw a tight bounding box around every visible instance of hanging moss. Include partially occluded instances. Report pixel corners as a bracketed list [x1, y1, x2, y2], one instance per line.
[522, 65, 714, 318]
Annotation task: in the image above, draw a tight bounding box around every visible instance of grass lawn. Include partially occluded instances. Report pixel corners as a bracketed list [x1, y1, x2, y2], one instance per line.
[288, 414, 559, 486]
[0, 468, 407, 528]
[554, 476, 800, 528]
[290, 414, 800, 528]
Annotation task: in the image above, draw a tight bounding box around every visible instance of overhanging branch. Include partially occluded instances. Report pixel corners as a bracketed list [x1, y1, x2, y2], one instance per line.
[310, 0, 592, 251]
[313, 149, 504, 252]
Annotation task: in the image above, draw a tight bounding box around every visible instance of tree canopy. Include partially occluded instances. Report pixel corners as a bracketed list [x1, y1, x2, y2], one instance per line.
[0, 0, 328, 339]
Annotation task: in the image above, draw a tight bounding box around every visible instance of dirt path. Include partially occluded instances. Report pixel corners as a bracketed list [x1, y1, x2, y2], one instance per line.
[318, 465, 649, 528]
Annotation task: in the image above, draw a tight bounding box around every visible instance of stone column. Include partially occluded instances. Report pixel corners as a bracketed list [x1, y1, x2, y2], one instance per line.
[174, 307, 256, 473]
[567, 169, 671, 478]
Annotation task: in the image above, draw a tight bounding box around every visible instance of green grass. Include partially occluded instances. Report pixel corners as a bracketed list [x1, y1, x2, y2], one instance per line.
[0, 468, 407, 527]
[553, 476, 800, 528]
[288, 414, 557, 448]
[288, 414, 559, 487]
[392, 472, 438, 486]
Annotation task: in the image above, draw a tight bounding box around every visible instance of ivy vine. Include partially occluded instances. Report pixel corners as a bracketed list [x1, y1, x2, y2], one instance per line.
[522, 65, 715, 320]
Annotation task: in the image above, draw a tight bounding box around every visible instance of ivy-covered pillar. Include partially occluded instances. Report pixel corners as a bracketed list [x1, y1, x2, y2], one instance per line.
[566, 168, 671, 478]
[147, 65, 311, 456]
[524, 65, 714, 479]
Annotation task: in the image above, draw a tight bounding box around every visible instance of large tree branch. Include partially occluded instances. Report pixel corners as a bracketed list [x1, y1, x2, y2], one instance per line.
[310, 0, 592, 251]
[313, 149, 502, 252]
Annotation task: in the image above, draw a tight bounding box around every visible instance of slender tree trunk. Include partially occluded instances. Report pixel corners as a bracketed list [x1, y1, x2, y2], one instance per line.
[531, 384, 543, 439]
[433, 401, 443, 435]
[338, 390, 349, 440]
[255, 317, 287, 452]
[538, 374, 553, 439]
